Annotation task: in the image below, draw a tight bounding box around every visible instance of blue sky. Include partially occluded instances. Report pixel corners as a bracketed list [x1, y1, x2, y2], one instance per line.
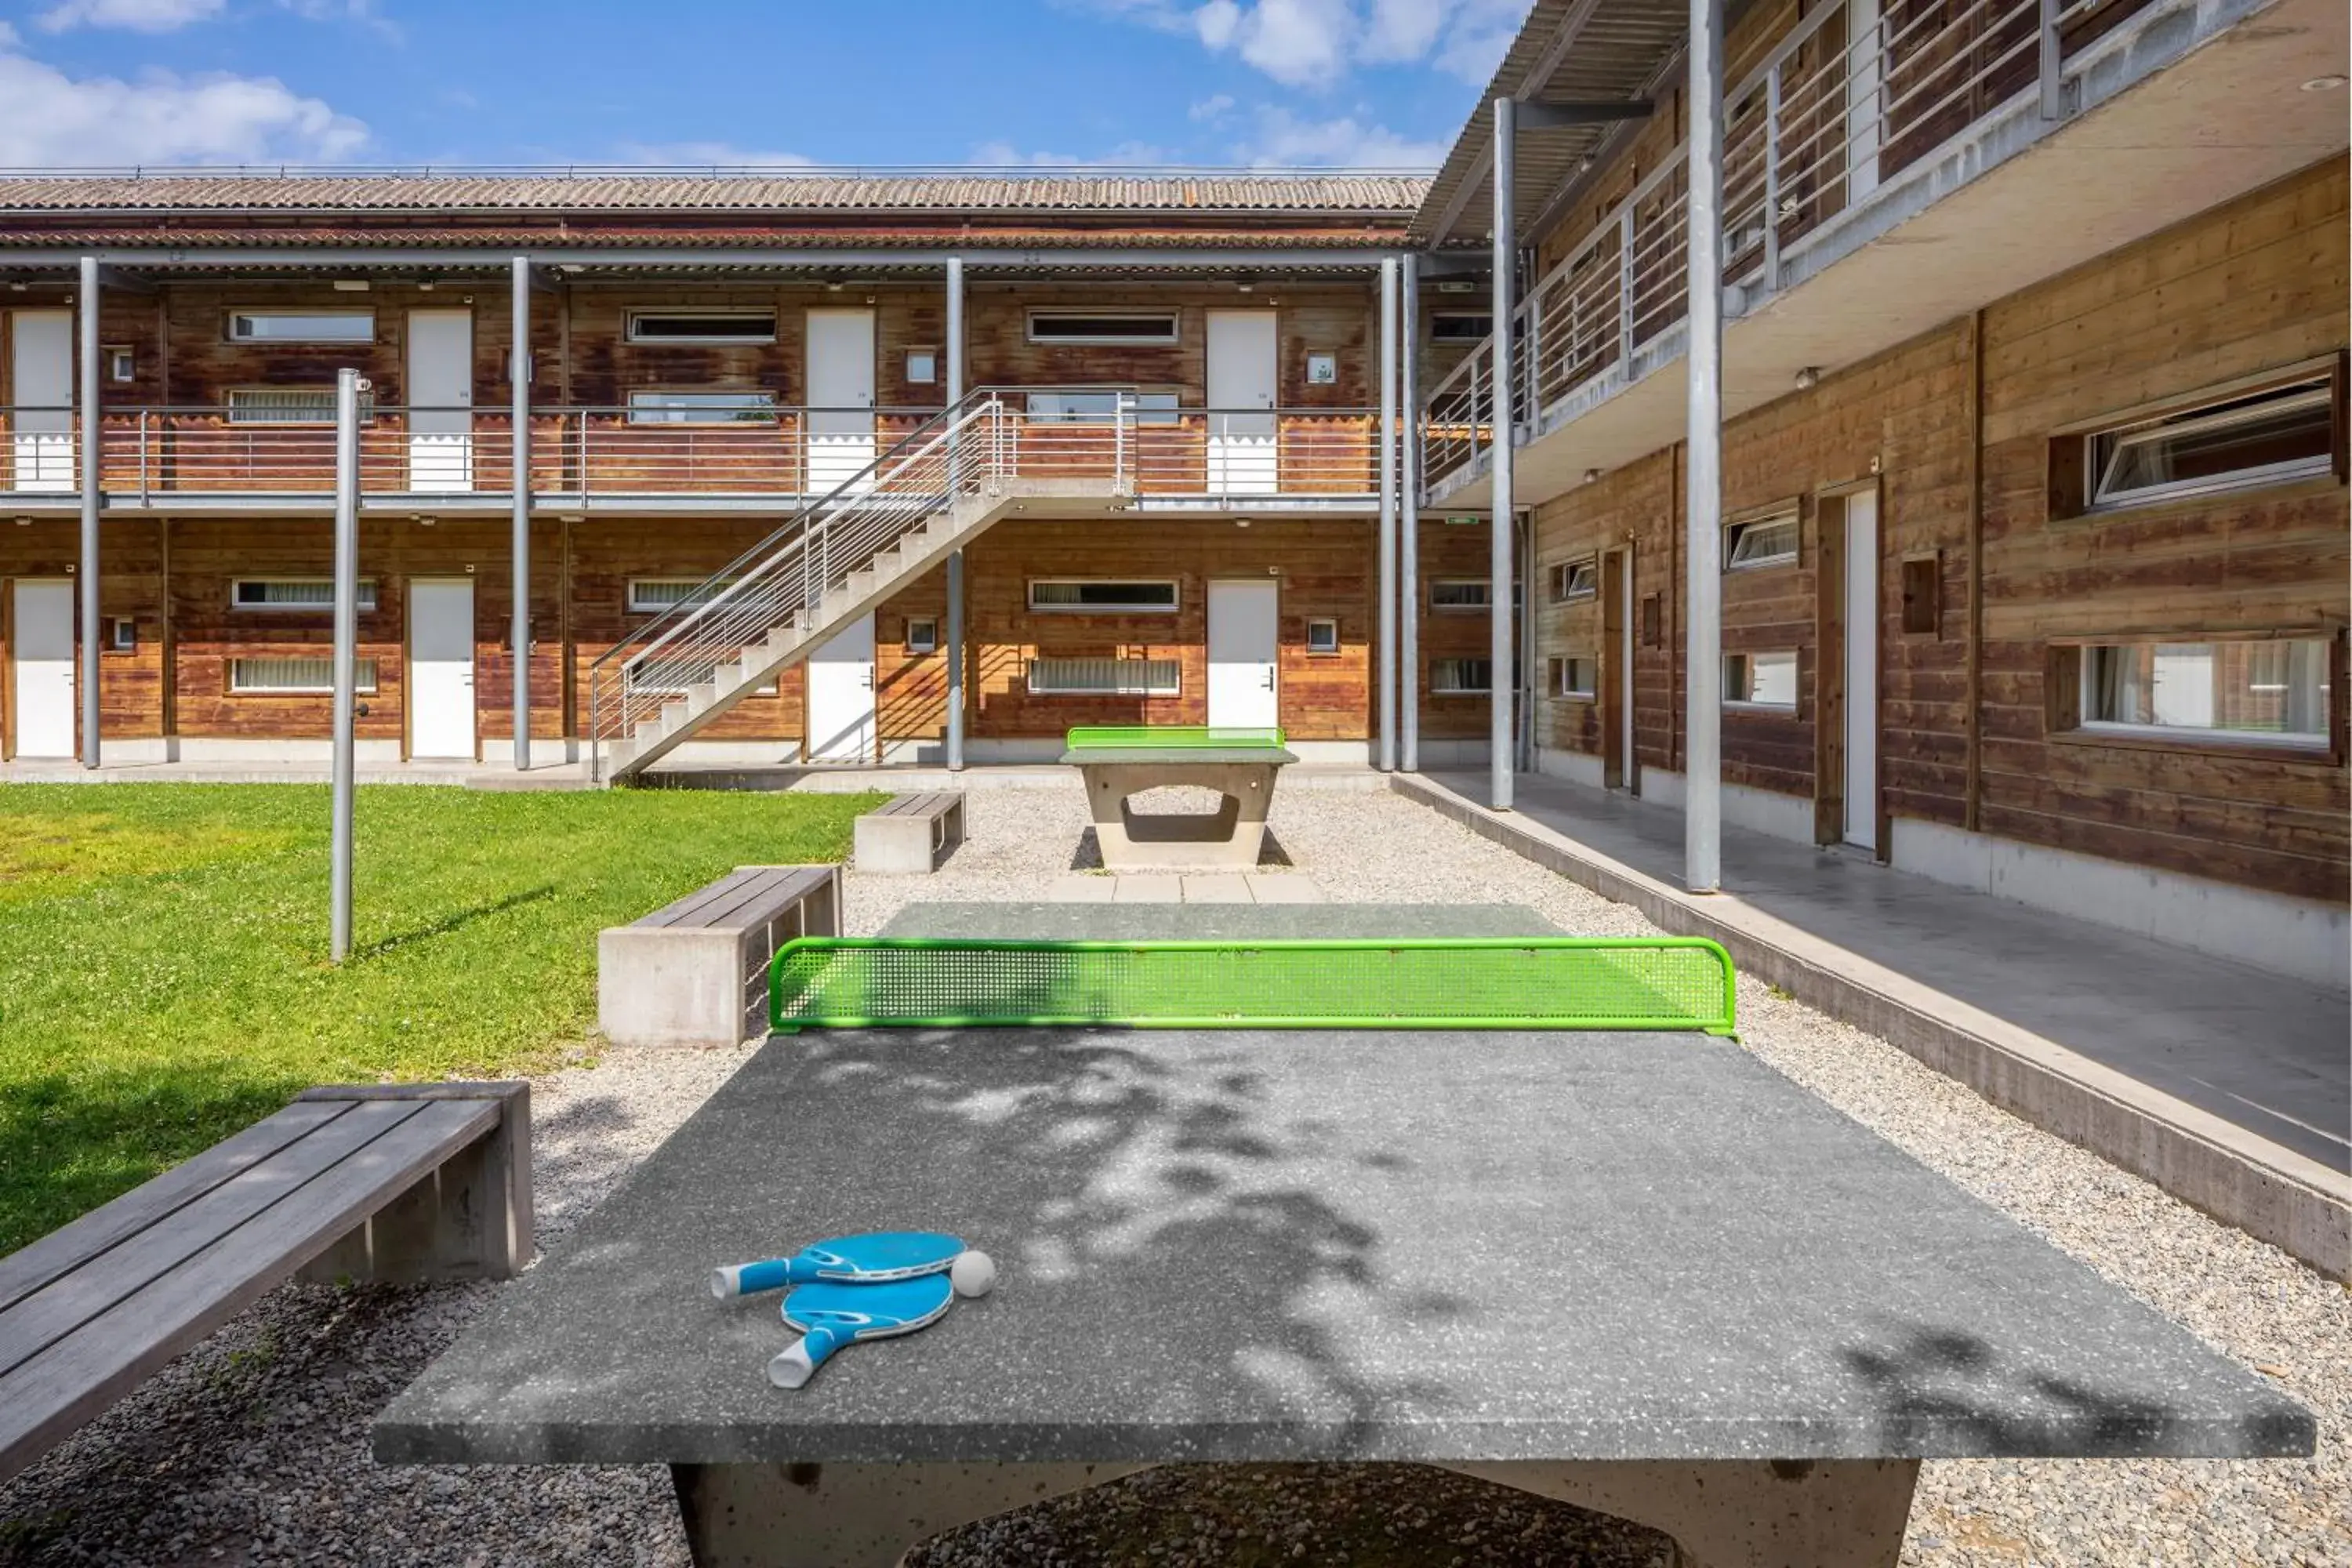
[0, 0, 1526, 170]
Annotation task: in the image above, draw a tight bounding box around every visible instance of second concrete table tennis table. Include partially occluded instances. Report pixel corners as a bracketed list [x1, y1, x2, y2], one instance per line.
[376, 904, 2313, 1566]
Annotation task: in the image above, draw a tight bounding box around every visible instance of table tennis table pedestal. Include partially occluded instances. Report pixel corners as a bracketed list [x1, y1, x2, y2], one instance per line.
[668, 1456, 1921, 1568]
[1069, 755, 1289, 871]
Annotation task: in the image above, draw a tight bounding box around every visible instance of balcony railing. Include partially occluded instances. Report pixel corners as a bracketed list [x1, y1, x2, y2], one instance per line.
[1420, 0, 2156, 491]
[0, 400, 1385, 503]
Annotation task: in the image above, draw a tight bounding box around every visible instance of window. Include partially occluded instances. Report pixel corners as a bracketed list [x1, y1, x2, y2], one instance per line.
[1431, 314, 1494, 343]
[626, 390, 779, 425]
[625, 309, 778, 344]
[227, 387, 373, 426]
[1726, 513, 1798, 571]
[626, 578, 731, 615]
[232, 578, 378, 612]
[1305, 617, 1340, 655]
[1023, 390, 1180, 425]
[1305, 352, 1337, 385]
[905, 618, 939, 655]
[230, 656, 378, 694]
[107, 347, 134, 383]
[1724, 651, 1798, 710]
[1550, 557, 1598, 603]
[2085, 376, 2335, 510]
[1430, 658, 1492, 695]
[1431, 579, 1491, 610]
[109, 616, 136, 652]
[227, 310, 372, 344]
[1028, 579, 1178, 613]
[2075, 639, 2332, 749]
[1552, 655, 1597, 700]
[1025, 311, 1180, 345]
[906, 350, 938, 385]
[1026, 656, 1181, 695]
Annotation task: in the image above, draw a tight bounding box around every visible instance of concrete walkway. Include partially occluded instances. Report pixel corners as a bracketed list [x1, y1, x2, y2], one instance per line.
[1403, 769, 2350, 1278]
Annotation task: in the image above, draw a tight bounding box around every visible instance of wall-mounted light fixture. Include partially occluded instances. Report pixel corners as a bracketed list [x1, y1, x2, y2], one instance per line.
[1794, 366, 1820, 390]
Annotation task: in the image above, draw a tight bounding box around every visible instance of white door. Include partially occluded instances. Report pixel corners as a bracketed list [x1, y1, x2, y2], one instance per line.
[806, 310, 877, 493]
[1205, 310, 1278, 495]
[807, 611, 876, 763]
[9, 311, 74, 494]
[9, 579, 75, 758]
[1207, 579, 1279, 730]
[406, 309, 474, 492]
[1846, 0, 1882, 202]
[408, 579, 477, 760]
[1842, 492, 1878, 851]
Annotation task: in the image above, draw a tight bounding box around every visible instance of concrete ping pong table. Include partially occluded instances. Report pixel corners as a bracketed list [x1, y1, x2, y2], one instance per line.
[376, 903, 2314, 1567]
[1061, 726, 1296, 870]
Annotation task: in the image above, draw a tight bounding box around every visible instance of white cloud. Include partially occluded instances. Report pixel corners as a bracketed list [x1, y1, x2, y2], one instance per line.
[1187, 92, 1236, 122]
[1236, 106, 1446, 169]
[0, 36, 368, 165]
[969, 139, 1174, 167]
[274, 0, 401, 42]
[612, 140, 815, 168]
[35, 0, 225, 33]
[1096, 0, 1526, 89]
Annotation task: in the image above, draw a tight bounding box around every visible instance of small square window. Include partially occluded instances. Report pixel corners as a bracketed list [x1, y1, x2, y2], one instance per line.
[1305, 617, 1339, 655]
[906, 350, 938, 386]
[107, 347, 135, 383]
[1552, 655, 1596, 699]
[905, 617, 939, 654]
[109, 616, 136, 652]
[1305, 352, 1337, 385]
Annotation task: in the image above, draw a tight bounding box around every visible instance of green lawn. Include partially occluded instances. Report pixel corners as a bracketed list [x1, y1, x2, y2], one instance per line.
[0, 783, 880, 1256]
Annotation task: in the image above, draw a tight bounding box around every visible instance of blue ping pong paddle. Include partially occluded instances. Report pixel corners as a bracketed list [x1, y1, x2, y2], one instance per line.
[710, 1230, 964, 1299]
[768, 1273, 954, 1389]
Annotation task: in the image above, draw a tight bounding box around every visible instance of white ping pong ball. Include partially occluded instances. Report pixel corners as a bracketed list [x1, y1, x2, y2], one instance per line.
[950, 1250, 996, 1299]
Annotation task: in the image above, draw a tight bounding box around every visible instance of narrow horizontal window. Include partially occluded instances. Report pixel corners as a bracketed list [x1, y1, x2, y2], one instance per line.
[1430, 657, 1492, 695]
[904, 618, 939, 655]
[230, 656, 378, 694]
[1553, 655, 1596, 699]
[626, 578, 733, 615]
[1430, 313, 1493, 343]
[1023, 390, 1181, 425]
[2078, 638, 2331, 748]
[2087, 376, 2334, 510]
[227, 387, 373, 426]
[1305, 617, 1340, 655]
[1550, 558, 1598, 603]
[1025, 311, 1179, 346]
[228, 310, 373, 344]
[625, 309, 778, 344]
[232, 578, 377, 612]
[1026, 656, 1180, 695]
[1724, 651, 1798, 710]
[1028, 579, 1179, 613]
[626, 390, 779, 425]
[1430, 579, 1491, 610]
[1726, 514, 1798, 572]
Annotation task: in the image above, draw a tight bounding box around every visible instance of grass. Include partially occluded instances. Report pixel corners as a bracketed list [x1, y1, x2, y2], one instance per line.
[0, 782, 880, 1257]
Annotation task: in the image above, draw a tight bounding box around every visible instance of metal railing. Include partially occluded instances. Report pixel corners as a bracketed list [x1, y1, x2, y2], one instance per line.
[1420, 0, 2151, 490]
[0, 400, 1382, 502]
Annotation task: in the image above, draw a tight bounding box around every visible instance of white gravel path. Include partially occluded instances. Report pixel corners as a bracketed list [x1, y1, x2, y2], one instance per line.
[2, 781, 2343, 1567]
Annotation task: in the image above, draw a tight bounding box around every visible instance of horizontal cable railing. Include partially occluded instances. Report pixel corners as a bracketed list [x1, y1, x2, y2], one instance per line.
[1420, 0, 2151, 494]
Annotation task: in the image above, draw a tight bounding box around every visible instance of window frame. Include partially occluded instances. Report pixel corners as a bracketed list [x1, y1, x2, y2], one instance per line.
[1304, 617, 1340, 655]
[2083, 376, 2336, 513]
[623, 389, 781, 426]
[1024, 310, 1181, 347]
[226, 308, 375, 345]
[2048, 358, 2350, 521]
[1429, 578, 1493, 612]
[1549, 557, 1599, 604]
[2048, 632, 2341, 759]
[1724, 511, 1799, 573]
[230, 577, 379, 613]
[623, 307, 779, 345]
[1025, 578, 1181, 615]
[224, 387, 376, 427]
[228, 655, 379, 695]
[1022, 389, 1181, 425]
[904, 617, 940, 655]
[1722, 649, 1798, 712]
[1429, 312, 1494, 344]
[1428, 656, 1493, 696]
[105, 346, 135, 383]
[625, 577, 735, 615]
[1025, 655, 1181, 696]
[1552, 653, 1598, 701]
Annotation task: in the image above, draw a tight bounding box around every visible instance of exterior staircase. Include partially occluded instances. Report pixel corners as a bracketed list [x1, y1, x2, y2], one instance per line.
[587, 390, 1121, 782]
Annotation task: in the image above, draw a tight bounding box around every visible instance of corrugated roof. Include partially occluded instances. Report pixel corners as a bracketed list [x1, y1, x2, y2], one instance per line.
[0, 170, 1428, 216]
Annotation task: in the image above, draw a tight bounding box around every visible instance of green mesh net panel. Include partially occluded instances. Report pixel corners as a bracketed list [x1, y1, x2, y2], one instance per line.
[771, 938, 1736, 1035]
[1064, 726, 1288, 751]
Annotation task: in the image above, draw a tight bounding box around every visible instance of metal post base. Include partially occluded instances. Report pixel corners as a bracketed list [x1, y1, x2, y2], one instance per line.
[671, 1461, 1153, 1568]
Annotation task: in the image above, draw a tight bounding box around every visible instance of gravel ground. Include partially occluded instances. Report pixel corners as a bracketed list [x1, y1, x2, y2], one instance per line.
[2, 780, 2344, 1567]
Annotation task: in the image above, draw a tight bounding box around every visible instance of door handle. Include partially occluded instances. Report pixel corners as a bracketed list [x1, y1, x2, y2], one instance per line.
[1261, 670, 1276, 691]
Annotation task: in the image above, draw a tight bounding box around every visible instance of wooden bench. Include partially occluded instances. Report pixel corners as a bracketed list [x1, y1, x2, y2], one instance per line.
[0, 1080, 529, 1487]
[597, 864, 842, 1047]
[853, 791, 967, 875]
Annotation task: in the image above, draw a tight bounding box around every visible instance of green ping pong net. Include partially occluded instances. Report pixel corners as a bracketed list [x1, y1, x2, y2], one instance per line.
[1064, 726, 1287, 750]
[770, 937, 1736, 1035]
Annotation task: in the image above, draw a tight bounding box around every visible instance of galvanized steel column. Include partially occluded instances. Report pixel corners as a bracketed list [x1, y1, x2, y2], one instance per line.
[1685, 0, 1726, 892]
[1399, 258, 1421, 773]
[510, 255, 533, 771]
[1377, 256, 1399, 772]
[330, 368, 363, 962]
[1489, 98, 1515, 811]
[946, 256, 966, 772]
[77, 256, 100, 768]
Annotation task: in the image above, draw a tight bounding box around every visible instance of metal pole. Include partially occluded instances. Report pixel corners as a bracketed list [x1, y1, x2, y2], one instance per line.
[1490, 97, 1516, 811]
[510, 255, 533, 771]
[1400, 258, 1421, 773]
[330, 368, 364, 963]
[1377, 256, 1399, 772]
[945, 255, 967, 772]
[2038, 0, 2065, 119]
[77, 256, 100, 769]
[1686, 0, 1726, 894]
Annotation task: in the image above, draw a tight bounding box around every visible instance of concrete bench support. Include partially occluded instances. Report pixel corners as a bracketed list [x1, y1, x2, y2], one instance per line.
[854, 791, 966, 874]
[1077, 760, 1283, 870]
[597, 864, 841, 1047]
